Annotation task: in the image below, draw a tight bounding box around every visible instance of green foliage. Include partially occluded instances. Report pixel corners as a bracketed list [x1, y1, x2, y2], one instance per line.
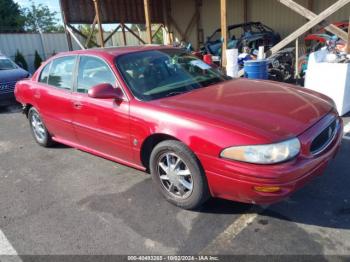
[129, 24, 164, 44]
[14, 50, 28, 70]
[34, 50, 43, 70]
[0, 0, 25, 32]
[152, 24, 164, 44]
[78, 24, 99, 48]
[22, 0, 62, 33]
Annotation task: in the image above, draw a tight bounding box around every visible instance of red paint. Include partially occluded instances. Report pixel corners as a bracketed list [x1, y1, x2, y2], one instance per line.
[88, 83, 124, 100]
[304, 22, 349, 43]
[15, 46, 343, 205]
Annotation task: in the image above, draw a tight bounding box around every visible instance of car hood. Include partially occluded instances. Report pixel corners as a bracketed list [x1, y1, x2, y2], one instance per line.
[151, 79, 333, 143]
[0, 68, 29, 83]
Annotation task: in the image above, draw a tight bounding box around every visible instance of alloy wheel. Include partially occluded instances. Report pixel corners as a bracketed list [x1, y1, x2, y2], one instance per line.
[157, 152, 194, 199]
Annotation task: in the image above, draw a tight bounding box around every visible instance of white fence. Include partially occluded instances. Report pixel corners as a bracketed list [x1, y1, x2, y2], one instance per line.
[0, 31, 150, 73]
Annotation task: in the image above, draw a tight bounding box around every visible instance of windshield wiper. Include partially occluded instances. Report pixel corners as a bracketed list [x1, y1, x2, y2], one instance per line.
[164, 91, 188, 97]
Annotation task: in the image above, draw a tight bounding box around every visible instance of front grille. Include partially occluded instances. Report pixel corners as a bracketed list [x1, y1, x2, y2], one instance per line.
[0, 81, 16, 95]
[310, 119, 337, 155]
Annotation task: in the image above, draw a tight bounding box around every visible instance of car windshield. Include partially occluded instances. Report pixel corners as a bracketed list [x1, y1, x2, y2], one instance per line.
[0, 58, 18, 70]
[116, 49, 230, 101]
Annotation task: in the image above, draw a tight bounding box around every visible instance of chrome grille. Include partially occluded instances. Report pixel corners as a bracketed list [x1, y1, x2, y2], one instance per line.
[0, 81, 16, 95]
[310, 119, 337, 155]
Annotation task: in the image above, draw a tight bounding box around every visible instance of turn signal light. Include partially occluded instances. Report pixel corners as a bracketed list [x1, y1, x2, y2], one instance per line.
[253, 186, 281, 193]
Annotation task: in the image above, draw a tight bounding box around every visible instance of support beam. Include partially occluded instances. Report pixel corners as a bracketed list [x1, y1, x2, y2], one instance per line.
[85, 15, 97, 48]
[104, 25, 121, 45]
[168, 15, 185, 41]
[144, 0, 152, 44]
[269, 0, 350, 56]
[152, 24, 163, 40]
[121, 23, 127, 46]
[66, 26, 85, 50]
[93, 0, 104, 47]
[196, 0, 202, 49]
[220, 0, 228, 67]
[59, 0, 73, 51]
[123, 24, 147, 44]
[278, 0, 348, 41]
[183, 11, 199, 42]
[67, 24, 99, 47]
[243, 0, 248, 23]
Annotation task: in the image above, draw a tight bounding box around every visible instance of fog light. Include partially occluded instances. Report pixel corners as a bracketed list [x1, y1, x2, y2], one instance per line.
[254, 186, 281, 193]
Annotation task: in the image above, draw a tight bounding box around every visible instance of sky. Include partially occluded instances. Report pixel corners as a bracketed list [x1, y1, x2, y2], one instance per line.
[15, 0, 63, 24]
[14, 0, 117, 30]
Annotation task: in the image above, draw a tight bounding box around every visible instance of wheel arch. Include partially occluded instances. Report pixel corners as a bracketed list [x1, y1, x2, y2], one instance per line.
[140, 133, 180, 172]
[23, 103, 33, 117]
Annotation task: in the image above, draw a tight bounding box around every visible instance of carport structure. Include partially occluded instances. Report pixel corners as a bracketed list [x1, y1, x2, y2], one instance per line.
[59, 0, 350, 67]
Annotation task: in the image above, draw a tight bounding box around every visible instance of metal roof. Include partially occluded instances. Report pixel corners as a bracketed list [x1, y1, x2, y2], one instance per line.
[60, 0, 165, 24]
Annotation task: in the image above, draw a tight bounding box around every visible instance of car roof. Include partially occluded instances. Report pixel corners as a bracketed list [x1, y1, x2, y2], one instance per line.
[55, 45, 175, 59]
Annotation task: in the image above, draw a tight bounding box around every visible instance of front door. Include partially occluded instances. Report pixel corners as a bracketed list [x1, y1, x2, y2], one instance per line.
[71, 55, 132, 162]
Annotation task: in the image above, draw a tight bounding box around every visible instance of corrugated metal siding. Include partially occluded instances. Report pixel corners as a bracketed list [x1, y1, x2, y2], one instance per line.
[313, 0, 350, 22]
[247, 0, 309, 38]
[0, 33, 81, 73]
[0, 32, 150, 73]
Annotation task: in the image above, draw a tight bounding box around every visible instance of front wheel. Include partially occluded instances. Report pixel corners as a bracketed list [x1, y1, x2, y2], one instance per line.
[150, 140, 210, 209]
[28, 107, 54, 147]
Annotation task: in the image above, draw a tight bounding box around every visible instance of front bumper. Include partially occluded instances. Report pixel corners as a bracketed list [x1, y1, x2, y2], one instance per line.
[199, 113, 343, 204]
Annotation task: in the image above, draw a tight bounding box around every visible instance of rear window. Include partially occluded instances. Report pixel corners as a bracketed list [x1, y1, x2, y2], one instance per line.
[48, 56, 76, 90]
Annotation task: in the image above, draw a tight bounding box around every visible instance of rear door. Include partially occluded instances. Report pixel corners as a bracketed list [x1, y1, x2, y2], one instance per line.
[71, 55, 132, 162]
[36, 55, 78, 143]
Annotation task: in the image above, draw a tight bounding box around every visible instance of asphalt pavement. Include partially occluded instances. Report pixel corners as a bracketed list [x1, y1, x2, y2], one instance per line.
[0, 104, 349, 259]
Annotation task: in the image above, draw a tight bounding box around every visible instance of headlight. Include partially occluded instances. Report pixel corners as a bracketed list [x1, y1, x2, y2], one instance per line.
[220, 138, 301, 164]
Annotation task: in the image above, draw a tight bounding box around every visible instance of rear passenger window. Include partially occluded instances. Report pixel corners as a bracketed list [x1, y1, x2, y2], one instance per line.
[77, 56, 115, 93]
[39, 62, 51, 84]
[48, 56, 76, 90]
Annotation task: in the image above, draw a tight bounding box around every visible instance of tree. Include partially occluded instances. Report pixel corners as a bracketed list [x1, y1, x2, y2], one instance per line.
[22, 1, 62, 33]
[34, 50, 43, 70]
[78, 24, 99, 48]
[0, 0, 25, 32]
[14, 50, 28, 70]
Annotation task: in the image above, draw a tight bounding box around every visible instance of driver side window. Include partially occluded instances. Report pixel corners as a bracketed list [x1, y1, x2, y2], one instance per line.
[77, 56, 115, 93]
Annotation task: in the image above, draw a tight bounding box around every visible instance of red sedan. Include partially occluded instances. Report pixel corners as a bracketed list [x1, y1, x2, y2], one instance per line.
[15, 46, 343, 209]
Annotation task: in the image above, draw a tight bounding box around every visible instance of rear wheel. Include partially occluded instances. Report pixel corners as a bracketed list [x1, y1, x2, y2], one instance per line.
[28, 107, 54, 147]
[150, 140, 210, 209]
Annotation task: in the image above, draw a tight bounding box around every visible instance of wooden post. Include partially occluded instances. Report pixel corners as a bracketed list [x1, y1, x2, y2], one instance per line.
[85, 15, 97, 48]
[66, 26, 85, 50]
[59, 0, 73, 51]
[144, 0, 152, 44]
[347, 16, 350, 54]
[220, 0, 227, 68]
[121, 23, 127, 46]
[243, 0, 248, 23]
[93, 0, 104, 47]
[295, 38, 299, 79]
[278, 0, 348, 42]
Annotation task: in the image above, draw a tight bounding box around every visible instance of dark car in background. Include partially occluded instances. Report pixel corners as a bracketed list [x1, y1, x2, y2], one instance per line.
[0, 55, 30, 107]
[202, 22, 281, 57]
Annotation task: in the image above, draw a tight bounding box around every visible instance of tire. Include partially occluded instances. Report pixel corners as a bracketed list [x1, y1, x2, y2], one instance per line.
[150, 140, 210, 209]
[28, 107, 54, 147]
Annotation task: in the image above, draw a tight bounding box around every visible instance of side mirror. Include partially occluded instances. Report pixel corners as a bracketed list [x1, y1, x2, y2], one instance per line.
[88, 83, 124, 101]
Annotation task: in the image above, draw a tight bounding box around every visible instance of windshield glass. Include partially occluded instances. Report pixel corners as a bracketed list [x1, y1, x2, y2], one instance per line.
[0, 58, 18, 70]
[116, 49, 230, 101]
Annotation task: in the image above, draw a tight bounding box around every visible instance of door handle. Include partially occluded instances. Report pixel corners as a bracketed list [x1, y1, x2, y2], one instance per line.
[73, 101, 82, 109]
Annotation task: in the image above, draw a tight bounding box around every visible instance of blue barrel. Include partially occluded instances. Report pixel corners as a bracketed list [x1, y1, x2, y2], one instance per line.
[244, 59, 268, 80]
